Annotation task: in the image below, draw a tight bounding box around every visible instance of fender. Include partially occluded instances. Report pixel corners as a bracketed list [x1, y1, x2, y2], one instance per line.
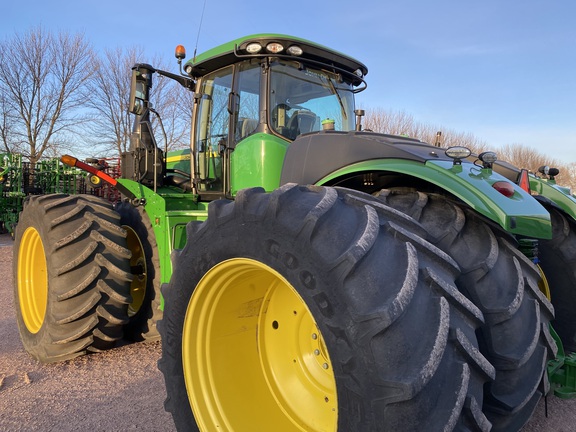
[316, 158, 552, 239]
[530, 177, 576, 220]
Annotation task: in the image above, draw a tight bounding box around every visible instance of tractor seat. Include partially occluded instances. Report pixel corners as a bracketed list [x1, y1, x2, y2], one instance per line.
[239, 118, 258, 140]
[287, 110, 320, 139]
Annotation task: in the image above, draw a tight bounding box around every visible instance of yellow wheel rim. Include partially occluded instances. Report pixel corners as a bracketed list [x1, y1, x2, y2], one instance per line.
[124, 226, 147, 317]
[183, 258, 337, 431]
[17, 227, 48, 334]
[536, 263, 551, 301]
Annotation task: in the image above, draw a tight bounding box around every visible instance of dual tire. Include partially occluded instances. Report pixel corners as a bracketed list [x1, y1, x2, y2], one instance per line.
[13, 194, 132, 363]
[13, 195, 164, 363]
[374, 189, 556, 432]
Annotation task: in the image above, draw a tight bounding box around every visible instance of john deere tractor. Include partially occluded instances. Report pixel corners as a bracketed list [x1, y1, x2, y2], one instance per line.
[13, 34, 558, 431]
[486, 159, 576, 397]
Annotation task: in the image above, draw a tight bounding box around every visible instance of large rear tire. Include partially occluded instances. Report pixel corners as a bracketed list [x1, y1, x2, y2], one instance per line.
[158, 185, 495, 431]
[538, 206, 576, 353]
[13, 194, 132, 363]
[375, 189, 556, 432]
[116, 201, 162, 341]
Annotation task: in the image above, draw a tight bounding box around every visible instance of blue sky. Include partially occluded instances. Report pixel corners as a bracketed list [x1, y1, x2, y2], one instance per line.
[2, 0, 575, 161]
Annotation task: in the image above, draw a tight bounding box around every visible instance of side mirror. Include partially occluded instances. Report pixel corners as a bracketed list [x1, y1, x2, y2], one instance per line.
[129, 69, 146, 115]
[129, 64, 155, 115]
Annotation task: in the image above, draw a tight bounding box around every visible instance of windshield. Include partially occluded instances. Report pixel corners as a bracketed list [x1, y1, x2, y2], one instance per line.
[269, 61, 356, 140]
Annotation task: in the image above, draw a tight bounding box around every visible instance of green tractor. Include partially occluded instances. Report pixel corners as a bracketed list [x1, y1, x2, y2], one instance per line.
[13, 34, 558, 431]
[489, 160, 576, 352]
[489, 160, 576, 398]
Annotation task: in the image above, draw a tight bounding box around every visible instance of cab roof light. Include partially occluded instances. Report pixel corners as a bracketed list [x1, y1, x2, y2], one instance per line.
[538, 165, 560, 179]
[266, 42, 284, 54]
[287, 45, 303, 56]
[445, 146, 472, 165]
[245, 42, 263, 54]
[492, 181, 515, 198]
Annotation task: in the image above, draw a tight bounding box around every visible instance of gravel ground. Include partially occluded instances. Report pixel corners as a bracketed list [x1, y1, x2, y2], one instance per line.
[0, 235, 176, 432]
[0, 232, 575, 431]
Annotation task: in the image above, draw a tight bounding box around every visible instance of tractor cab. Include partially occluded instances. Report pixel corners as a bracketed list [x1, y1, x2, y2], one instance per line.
[128, 34, 368, 199]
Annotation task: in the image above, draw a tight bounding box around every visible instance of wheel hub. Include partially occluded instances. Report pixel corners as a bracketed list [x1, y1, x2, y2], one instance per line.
[17, 227, 48, 334]
[182, 258, 337, 431]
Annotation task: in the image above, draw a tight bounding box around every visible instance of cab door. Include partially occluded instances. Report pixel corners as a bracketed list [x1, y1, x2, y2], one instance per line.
[192, 61, 262, 196]
[193, 66, 233, 193]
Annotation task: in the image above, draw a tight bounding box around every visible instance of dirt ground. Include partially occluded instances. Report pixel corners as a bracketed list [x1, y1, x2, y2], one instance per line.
[0, 232, 575, 431]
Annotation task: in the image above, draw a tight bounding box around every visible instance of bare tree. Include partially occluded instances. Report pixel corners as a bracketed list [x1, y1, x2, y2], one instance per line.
[150, 73, 193, 152]
[362, 107, 576, 191]
[362, 108, 415, 136]
[497, 143, 576, 191]
[0, 93, 15, 153]
[498, 143, 562, 174]
[85, 47, 191, 158]
[84, 46, 142, 157]
[0, 26, 95, 163]
[362, 107, 488, 154]
[562, 163, 576, 193]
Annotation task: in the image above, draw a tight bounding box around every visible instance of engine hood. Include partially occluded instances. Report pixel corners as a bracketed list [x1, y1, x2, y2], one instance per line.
[280, 130, 453, 185]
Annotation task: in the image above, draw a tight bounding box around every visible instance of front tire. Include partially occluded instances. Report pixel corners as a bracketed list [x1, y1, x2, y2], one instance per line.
[13, 194, 132, 363]
[159, 185, 494, 431]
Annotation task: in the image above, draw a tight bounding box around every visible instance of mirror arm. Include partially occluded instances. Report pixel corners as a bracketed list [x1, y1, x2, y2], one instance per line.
[154, 68, 195, 91]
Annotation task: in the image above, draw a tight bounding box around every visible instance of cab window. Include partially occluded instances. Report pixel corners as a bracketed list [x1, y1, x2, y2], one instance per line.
[269, 61, 356, 140]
